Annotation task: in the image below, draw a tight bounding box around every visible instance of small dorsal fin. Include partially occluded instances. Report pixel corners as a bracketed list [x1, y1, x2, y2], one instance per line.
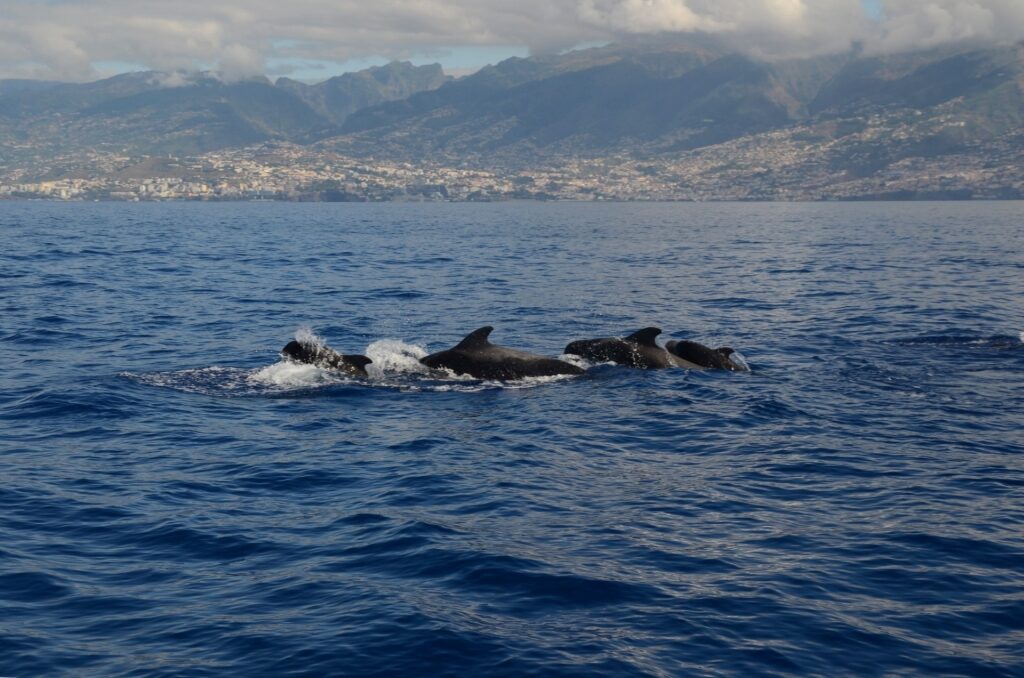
[345, 355, 373, 370]
[456, 326, 494, 350]
[626, 327, 662, 346]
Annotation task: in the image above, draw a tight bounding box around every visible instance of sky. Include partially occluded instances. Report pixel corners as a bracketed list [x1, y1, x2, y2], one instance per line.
[1, 0, 1022, 82]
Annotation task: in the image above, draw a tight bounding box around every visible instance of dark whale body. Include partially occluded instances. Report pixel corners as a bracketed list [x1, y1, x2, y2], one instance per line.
[564, 327, 683, 369]
[420, 326, 584, 380]
[665, 340, 747, 372]
[281, 340, 372, 377]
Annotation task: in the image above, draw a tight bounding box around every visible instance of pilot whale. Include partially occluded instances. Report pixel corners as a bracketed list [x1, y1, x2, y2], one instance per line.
[420, 326, 585, 380]
[665, 339, 748, 372]
[281, 339, 372, 377]
[564, 327, 683, 369]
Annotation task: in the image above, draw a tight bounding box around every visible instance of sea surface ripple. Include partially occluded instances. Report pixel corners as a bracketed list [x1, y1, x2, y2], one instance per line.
[1, 201, 1023, 676]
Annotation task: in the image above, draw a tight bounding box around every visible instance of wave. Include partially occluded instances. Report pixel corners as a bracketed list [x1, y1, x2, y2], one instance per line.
[887, 332, 1023, 349]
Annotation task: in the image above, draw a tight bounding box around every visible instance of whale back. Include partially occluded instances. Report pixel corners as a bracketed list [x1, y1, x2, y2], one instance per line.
[422, 326, 583, 379]
[564, 337, 633, 365]
[666, 339, 745, 371]
[565, 327, 673, 369]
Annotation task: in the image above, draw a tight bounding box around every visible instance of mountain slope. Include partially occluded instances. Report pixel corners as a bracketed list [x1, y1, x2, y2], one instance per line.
[324, 41, 1023, 170]
[277, 61, 450, 125]
[0, 62, 449, 158]
[334, 45, 814, 161]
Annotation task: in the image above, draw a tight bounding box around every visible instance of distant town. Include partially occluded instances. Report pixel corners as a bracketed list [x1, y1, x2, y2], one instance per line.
[4, 111, 1021, 202]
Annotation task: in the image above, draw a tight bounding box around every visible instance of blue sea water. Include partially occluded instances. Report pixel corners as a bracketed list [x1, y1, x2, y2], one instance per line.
[1, 200, 1023, 677]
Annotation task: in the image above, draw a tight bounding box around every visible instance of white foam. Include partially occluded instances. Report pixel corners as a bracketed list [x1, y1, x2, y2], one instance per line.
[363, 339, 433, 378]
[294, 326, 325, 347]
[558, 353, 595, 370]
[248, 361, 336, 388]
[407, 372, 579, 392]
[490, 373, 580, 389]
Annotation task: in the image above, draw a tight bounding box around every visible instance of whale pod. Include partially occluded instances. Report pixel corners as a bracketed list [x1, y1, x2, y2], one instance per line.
[420, 326, 584, 380]
[281, 340, 372, 376]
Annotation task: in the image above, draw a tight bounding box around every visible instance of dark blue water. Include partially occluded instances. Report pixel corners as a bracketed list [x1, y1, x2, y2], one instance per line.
[2, 201, 1023, 677]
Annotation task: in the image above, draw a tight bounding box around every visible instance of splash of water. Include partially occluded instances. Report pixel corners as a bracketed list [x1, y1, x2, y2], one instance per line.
[294, 326, 325, 347]
[249, 361, 336, 388]
[363, 339, 432, 378]
[729, 350, 751, 371]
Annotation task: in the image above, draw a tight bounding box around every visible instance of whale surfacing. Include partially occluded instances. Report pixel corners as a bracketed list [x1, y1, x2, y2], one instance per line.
[665, 340, 748, 372]
[566, 327, 749, 371]
[281, 340, 372, 377]
[564, 327, 684, 369]
[420, 326, 584, 380]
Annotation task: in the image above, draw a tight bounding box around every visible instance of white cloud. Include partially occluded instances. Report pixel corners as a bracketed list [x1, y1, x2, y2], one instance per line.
[217, 44, 264, 82]
[870, 0, 1024, 53]
[0, 0, 1020, 81]
[578, 0, 723, 33]
[578, 0, 873, 57]
[147, 71, 193, 88]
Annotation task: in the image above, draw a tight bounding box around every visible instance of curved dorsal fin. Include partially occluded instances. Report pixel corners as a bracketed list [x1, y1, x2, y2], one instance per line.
[345, 355, 373, 370]
[626, 327, 662, 346]
[456, 326, 494, 350]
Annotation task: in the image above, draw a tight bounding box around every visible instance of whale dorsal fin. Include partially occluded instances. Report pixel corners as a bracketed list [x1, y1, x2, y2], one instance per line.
[626, 327, 662, 347]
[345, 355, 373, 370]
[456, 326, 494, 350]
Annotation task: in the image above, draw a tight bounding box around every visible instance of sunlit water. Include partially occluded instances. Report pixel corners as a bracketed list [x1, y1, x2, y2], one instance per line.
[2, 201, 1022, 676]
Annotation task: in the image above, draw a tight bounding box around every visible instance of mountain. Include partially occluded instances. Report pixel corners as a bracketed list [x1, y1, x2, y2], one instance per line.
[0, 62, 448, 162]
[335, 40, 773, 158]
[0, 80, 62, 97]
[328, 41, 1023, 168]
[277, 62, 451, 125]
[0, 73, 320, 161]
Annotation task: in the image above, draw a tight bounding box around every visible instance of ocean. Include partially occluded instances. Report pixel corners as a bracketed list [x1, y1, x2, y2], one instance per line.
[2, 200, 1022, 676]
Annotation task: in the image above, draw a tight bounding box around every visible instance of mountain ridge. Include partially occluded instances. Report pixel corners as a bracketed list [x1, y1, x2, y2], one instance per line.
[327, 41, 1023, 163]
[0, 61, 450, 158]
